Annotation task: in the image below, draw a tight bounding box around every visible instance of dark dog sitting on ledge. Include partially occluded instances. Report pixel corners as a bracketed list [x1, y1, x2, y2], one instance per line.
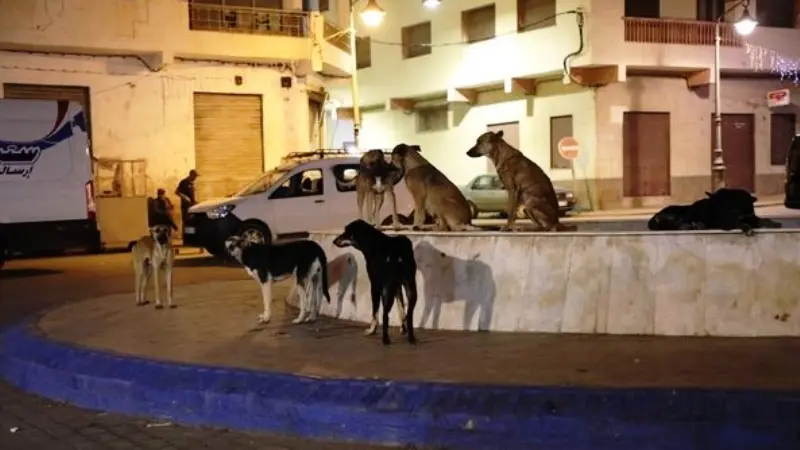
[333, 219, 419, 346]
[648, 188, 782, 235]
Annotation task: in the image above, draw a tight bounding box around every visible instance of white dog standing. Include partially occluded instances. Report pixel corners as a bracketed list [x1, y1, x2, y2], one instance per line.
[132, 224, 175, 309]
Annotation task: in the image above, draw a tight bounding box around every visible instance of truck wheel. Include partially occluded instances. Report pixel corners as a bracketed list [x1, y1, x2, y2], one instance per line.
[238, 221, 272, 245]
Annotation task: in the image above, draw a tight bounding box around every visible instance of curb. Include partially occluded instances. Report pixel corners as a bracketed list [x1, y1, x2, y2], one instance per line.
[1, 321, 799, 450]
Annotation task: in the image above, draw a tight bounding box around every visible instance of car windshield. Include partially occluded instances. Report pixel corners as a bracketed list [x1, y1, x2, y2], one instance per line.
[234, 165, 294, 197]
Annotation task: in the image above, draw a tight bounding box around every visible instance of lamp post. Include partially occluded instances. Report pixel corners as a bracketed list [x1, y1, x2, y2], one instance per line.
[712, 0, 757, 190]
[347, 0, 385, 150]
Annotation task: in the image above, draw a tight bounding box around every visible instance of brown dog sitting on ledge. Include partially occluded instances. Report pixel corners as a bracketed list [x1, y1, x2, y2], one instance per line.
[467, 130, 576, 232]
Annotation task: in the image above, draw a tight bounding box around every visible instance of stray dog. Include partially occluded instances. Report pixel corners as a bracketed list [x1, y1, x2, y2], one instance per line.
[648, 188, 782, 235]
[333, 219, 418, 345]
[467, 130, 570, 232]
[225, 236, 330, 325]
[391, 143, 475, 231]
[356, 149, 404, 228]
[132, 224, 175, 309]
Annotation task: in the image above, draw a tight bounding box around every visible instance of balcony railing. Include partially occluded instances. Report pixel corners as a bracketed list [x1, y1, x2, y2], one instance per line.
[324, 20, 351, 53]
[623, 17, 743, 47]
[188, 3, 308, 37]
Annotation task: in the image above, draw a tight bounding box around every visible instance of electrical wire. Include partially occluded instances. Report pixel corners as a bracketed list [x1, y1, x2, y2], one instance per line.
[368, 10, 581, 48]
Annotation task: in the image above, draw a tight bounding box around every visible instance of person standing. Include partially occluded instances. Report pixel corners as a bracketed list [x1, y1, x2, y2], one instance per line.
[175, 169, 199, 232]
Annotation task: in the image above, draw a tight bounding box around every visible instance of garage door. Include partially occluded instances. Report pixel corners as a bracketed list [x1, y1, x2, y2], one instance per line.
[193, 93, 264, 201]
[3, 83, 92, 144]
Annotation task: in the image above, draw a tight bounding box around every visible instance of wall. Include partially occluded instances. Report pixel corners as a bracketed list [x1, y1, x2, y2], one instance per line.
[310, 229, 800, 337]
[330, 0, 592, 107]
[0, 51, 310, 196]
[594, 76, 800, 208]
[327, 80, 597, 189]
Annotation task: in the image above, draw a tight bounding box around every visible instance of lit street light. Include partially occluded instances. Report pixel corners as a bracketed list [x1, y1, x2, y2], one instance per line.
[422, 0, 442, 9]
[712, 0, 758, 190]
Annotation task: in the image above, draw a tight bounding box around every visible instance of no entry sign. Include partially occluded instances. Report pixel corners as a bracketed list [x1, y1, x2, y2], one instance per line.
[557, 136, 580, 161]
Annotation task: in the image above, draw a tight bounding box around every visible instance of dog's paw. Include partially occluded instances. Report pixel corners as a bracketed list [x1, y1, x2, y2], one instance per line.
[411, 226, 422, 231]
[291, 316, 305, 324]
[401, 324, 408, 335]
[303, 315, 316, 323]
[135, 301, 149, 307]
[407, 334, 417, 345]
[364, 327, 377, 336]
[743, 228, 756, 237]
[257, 314, 271, 324]
[382, 335, 392, 346]
[169, 304, 177, 309]
[154, 304, 164, 310]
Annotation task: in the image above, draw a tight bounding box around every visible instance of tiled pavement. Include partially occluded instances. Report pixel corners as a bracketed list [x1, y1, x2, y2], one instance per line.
[37, 279, 800, 389]
[0, 253, 396, 449]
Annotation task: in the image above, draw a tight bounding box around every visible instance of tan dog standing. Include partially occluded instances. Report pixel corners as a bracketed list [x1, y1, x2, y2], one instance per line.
[356, 149, 403, 228]
[132, 224, 176, 309]
[391, 143, 475, 231]
[467, 130, 570, 232]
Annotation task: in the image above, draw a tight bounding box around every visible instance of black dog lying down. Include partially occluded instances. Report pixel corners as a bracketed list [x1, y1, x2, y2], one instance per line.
[648, 188, 782, 235]
[333, 219, 418, 346]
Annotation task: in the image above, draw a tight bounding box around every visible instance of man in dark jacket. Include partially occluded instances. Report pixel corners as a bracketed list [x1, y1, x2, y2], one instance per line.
[175, 169, 199, 230]
[150, 188, 178, 231]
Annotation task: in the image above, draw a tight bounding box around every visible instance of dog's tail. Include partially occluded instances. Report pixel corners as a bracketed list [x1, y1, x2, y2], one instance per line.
[317, 252, 332, 304]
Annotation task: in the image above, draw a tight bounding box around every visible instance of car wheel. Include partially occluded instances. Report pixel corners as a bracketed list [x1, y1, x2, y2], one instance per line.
[467, 201, 479, 219]
[238, 221, 272, 246]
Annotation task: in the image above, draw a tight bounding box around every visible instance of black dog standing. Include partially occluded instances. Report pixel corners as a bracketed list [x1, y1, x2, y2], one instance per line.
[333, 219, 418, 346]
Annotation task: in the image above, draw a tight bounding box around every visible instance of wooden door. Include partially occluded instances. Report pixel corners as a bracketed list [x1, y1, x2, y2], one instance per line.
[622, 112, 671, 197]
[712, 113, 755, 192]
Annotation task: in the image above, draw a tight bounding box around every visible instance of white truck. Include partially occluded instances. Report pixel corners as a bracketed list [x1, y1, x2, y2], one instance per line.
[0, 98, 99, 269]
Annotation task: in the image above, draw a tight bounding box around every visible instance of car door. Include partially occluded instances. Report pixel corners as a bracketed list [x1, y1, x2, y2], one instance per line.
[487, 175, 509, 212]
[327, 162, 361, 226]
[264, 167, 332, 237]
[469, 175, 494, 211]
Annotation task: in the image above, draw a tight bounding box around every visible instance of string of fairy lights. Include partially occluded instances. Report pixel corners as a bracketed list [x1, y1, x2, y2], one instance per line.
[745, 43, 800, 85]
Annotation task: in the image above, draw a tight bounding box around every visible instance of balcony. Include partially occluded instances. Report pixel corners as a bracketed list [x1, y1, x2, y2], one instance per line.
[188, 3, 308, 38]
[324, 20, 351, 53]
[623, 17, 743, 47]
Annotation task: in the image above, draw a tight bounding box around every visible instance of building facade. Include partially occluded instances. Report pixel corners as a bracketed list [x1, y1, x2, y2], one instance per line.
[326, 0, 800, 210]
[0, 0, 352, 203]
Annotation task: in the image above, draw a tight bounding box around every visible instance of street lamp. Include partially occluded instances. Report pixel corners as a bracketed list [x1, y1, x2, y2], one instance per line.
[422, 0, 442, 9]
[712, 0, 757, 190]
[348, 0, 384, 149]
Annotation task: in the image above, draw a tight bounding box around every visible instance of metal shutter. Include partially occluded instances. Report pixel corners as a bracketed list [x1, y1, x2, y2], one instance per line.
[193, 93, 264, 201]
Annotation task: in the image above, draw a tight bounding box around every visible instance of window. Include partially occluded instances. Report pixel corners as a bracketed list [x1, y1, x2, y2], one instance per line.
[402, 22, 432, 59]
[624, 0, 659, 18]
[517, 0, 555, 32]
[356, 36, 371, 69]
[550, 115, 573, 169]
[333, 164, 360, 192]
[757, 0, 795, 28]
[462, 4, 495, 44]
[269, 169, 323, 199]
[417, 105, 449, 132]
[771, 113, 797, 166]
[471, 175, 494, 190]
[696, 0, 723, 21]
[490, 175, 505, 190]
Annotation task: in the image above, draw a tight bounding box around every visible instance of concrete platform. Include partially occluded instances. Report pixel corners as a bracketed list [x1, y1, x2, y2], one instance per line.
[2, 280, 800, 449]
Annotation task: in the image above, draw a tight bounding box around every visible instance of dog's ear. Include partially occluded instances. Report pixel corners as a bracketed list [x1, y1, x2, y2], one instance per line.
[705, 191, 713, 197]
[494, 130, 504, 139]
[750, 195, 758, 203]
[391, 143, 408, 156]
[409, 145, 421, 153]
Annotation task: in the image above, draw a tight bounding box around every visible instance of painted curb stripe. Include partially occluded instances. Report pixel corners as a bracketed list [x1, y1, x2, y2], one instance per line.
[1, 322, 799, 450]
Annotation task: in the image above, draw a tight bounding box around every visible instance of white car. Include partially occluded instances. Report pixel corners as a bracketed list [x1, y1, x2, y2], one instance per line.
[183, 151, 416, 257]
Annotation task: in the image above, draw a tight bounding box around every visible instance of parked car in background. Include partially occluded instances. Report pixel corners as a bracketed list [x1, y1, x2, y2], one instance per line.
[183, 150, 416, 258]
[460, 174, 577, 218]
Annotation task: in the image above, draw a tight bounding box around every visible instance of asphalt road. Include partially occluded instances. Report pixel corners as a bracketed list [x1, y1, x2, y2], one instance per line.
[0, 252, 397, 450]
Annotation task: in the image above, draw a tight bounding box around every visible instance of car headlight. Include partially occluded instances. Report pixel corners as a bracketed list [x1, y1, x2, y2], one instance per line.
[206, 204, 236, 219]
